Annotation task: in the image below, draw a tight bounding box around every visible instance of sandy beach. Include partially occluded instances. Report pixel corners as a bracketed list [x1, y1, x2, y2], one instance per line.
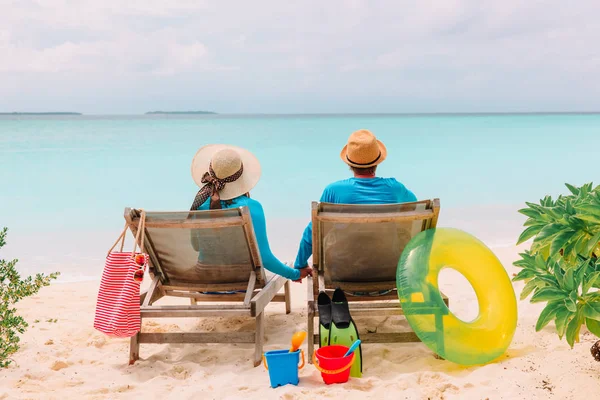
[2, 244, 599, 400]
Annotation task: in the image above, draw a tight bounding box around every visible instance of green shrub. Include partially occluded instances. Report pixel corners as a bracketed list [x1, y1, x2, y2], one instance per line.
[513, 183, 600, 347]
[0, 228, 59, 367]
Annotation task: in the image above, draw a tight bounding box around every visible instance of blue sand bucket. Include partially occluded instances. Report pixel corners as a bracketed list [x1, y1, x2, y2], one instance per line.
[262, 349, 305, 388]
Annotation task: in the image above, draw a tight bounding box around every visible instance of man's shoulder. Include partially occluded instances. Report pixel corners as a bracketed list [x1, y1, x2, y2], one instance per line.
[324, 178, 354, 191]
[382, 177, 404, 187]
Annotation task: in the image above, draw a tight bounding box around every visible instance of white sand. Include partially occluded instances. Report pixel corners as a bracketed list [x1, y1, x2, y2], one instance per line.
[2, 245, 600, 400]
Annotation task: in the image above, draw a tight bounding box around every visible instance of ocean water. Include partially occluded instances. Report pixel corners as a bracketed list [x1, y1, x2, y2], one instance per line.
[1, 114, 599, 281]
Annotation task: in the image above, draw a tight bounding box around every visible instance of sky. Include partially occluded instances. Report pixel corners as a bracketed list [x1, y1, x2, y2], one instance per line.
[1, 0, 599, 114]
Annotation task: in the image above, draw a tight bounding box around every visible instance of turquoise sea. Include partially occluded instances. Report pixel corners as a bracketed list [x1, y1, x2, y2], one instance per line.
[1, 114, 599, 281]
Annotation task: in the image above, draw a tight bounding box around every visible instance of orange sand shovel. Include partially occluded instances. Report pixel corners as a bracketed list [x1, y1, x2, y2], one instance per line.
[289, 331, 307, 352]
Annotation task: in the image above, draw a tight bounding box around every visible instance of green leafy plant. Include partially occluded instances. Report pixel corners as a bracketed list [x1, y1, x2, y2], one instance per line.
[513, 183, 600, 348]
[0, 228, 59, 367]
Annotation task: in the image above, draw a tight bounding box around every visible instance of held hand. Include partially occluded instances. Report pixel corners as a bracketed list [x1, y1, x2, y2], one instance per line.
[293, 266, 313, 283]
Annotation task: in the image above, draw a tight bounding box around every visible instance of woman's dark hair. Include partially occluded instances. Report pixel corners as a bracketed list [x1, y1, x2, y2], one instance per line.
[222, 192, 250, 206]
[350, 165, 377, 175]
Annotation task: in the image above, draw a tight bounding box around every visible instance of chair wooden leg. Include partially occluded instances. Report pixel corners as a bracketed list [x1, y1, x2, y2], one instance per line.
[254, 312, 265, 367]
[284, 280, 291, 314]
[307, 305, 315, 364]
[129, 332, 140, 365]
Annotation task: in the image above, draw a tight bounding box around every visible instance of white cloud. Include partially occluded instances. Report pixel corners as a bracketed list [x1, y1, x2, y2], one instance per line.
[0, 0, 599, 112]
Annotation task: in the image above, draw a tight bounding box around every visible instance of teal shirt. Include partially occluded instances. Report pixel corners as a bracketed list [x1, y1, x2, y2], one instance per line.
[294, 177, 417, 267]
[198, 196, 301, 280]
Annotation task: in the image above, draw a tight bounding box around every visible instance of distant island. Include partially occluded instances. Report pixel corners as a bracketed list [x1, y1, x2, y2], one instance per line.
[145, 111, 217, 115]
[0, 112, 82, 115]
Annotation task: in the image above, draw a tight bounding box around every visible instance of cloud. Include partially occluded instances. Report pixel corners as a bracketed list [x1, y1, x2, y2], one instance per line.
[0, 0, 599, 113]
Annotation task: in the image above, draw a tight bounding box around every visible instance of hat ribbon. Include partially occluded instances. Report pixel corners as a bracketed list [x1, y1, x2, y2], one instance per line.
[190, 163, 244, 210]
[346, 151, 381, 166]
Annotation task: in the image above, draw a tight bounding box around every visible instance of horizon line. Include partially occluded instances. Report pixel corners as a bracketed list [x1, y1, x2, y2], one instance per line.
[2, 111, 600, 116]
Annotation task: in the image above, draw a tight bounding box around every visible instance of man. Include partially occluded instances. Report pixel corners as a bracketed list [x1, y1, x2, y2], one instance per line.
[294, 129, 417, 269]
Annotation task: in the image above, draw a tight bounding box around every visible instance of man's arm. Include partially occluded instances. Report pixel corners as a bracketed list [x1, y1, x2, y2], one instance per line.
[293, 186, 335, 268]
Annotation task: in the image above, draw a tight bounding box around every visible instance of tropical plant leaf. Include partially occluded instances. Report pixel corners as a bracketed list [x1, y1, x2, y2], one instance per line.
[574, 204, 600, 217]
[566, 216, 587, 230]
[565, 297, 577, 312]
[565, 199, 575, 215]
[566, 309, 584, 348]
[575, 214, 600, 224]
[536, 275, 559, 288]
[549, 230, 576, 257]
[535, 254, 549, 271]
[535, 301, 564, 331]
[519, 279, 539, 300]
[583, 272, 600, 295]
[541, 195, 554, 207]
[586, 318, 600, 337]
[575, 262, 587, 288]
[534, 223, 564, 244]
[565, 183, 580, 196]
[585, 231, 600, 256]
[517, 225, 545, 245]
[564, 268, 575, 291]
[583, 301, 600, 321]
[556, 308, 574, 338]
[513, 253, 535, 269]
[524, 219, 544, 227]
[518, 207, 542, 219]
[549, 207, 568, 220]
[530, 287, 566, 303]
[512, 268, 537, 282]
[554, 267, 565, 289]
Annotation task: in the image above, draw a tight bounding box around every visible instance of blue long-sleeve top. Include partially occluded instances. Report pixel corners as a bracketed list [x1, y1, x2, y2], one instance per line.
[294, 177, 417, 268]
[197, 195, 301, 280]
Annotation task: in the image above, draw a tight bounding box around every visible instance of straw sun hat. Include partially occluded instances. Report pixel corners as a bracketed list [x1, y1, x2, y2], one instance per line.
[191, 144, 261, 204]
[340, 129, 387, 168]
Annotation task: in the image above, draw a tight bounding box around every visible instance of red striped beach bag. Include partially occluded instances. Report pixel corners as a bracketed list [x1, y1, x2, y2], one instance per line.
[94, 211, 148, 338]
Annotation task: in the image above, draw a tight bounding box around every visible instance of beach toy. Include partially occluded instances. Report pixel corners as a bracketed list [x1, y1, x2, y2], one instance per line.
[343, 340, 362, 357]
[397, 228, 517, 366]
[313, 345, 355, 384]
[263, 349, 305, 388]
[290, 331, 307, 352]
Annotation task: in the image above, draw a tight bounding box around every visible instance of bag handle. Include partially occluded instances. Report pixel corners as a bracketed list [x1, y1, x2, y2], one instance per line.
[106, 209, 146, 257]
[131, 209, 146, 256]
[107, 222, 129, 256]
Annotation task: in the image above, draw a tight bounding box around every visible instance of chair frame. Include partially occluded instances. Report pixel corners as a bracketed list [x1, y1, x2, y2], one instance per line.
[306, 199, 448, 361]
[124, 207, 291, 367]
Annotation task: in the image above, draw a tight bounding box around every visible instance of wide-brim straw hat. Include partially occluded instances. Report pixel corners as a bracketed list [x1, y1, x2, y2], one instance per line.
[340, 129, 387, 168]
[191, 144, 261, 200]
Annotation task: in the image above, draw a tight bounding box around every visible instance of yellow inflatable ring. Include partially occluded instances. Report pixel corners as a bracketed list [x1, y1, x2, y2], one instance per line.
[397, 228, 517, 365]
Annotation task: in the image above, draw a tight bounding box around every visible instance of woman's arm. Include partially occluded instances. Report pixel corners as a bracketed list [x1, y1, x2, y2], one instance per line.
[294, 223, 312, 268]
[248, 200, 301, 281]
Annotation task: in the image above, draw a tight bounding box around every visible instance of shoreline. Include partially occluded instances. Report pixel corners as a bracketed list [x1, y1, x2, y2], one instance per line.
[7, 204, 528, 283]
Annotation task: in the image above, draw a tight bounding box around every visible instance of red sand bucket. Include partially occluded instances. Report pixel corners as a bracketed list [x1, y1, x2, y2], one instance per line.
[313, 345, 356, 384]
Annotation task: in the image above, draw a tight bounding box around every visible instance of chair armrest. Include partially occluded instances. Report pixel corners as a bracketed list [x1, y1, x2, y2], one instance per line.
[250, 274, 288, 316]
[307, 272, 316, 312]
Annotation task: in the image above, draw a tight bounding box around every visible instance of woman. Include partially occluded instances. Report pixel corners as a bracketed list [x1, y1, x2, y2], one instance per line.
[190, 144, 312, 282]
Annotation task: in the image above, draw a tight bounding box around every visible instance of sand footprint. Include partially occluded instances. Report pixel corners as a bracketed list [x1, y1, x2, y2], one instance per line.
[346, 378, 375, 392]
[162, 365, 191, 380]
[50, 360, 69, 371]
[86, 334, 107, 348]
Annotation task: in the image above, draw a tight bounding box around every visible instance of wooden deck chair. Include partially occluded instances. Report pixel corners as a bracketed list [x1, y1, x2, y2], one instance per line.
[306, 199, 448, 361]
[124, 207, 291, 367]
